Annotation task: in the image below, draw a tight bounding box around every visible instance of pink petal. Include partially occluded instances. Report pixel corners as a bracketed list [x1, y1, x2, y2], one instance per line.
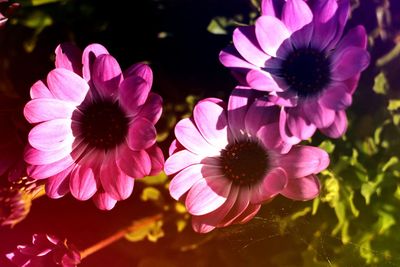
[174, 118, 220, 156]
[92, 190, 117, 210]
[277, 146, 330, 178]
[27, 156, 75, 179]
[336, 25, 367, 51]
[246, 69, 282, 92]
[245, 99, 280, 136]
[169, 164, 205, 200]
[285, 106, 316, 140]
[55, 43, 82, 75]
[185, 176, 231, 216]
[219, 46, 256, 70]
[268, 90, 298, 107]
[233, 26, 270, 67]
[168, 139, 184, 156]
[24, 98, 76, 124]
[46, 68, 89, 104]
[282, 0, 313, 33]
[117, 145, 151, 178]
[164, 149, 202, 175]
[331, 47, 370, 81]
[302, 100, 335, 128]
[82, 43, 109, 81]
[325, 0, 351, 50]
[279, 107, 302, 145]
[69, 163, 97, 201]
[257, 123, 292, 154]
[193, 100, 229, 149]
[137, 92, 163, 124]
[228, 86, 253, 140]
[250, 167, 287, 204]
[255, 16, 290, 57]
[92, 54, 123, 99]
[124, 62, 153, 88]
[119, 76, 150, 116]
[100, 152, 134, 200]
[218, 186, 251, 226]
[127, 117, 156, 151]
[232, 203, 261, 224]
[319, 83, 352, 110]
[320, 110, 347, 138]
[45, 165, 74, 199]
[281, 175, 320, 200]
[310, 0, 338, 50]
[147, 144, 164, 176]
[191, 186, 240, 233]
[30, 80, 53, 99]
[24, 145, 72, 165]
[28, 119, 74, 151]
[261, 0, 276, 16]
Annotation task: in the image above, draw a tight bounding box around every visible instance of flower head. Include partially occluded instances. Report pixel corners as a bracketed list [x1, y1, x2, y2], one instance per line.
[220, 0, 370, 141]
[23, 43, 164, 210]
[6, 234, 81, 267]
[165, 87, 329, 233]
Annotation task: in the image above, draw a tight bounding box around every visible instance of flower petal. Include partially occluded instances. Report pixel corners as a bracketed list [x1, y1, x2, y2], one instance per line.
[119, 76, 151, 116]
[30, 80, 53, 99]
[281, 175, 320, 200]
[24, 145, 72, 165]
[164, 149, 202, 175]
[193, 100, 229, 149]
[219, 46, 256, 70]
[218, 186, 250, 226]
[186, 176, 231, 216]
[28, 119, 74, 151]
[24, 98, 77, 124]
[245, 99, 280, 136]
[319, 83, 352, 110]
[174, 118, 220, 156]
[228, 86, 253, 140]
[100, 152, 134, 200]
[117, 145, 151, 178]
[303, 100, 335, 128]
[169, 164, 205, 200]
[336, 25, 367, 51]
[69, 163, 97, 201]
[233, 26, 270, 67]
[82, 43, 109, 81]
[45, 165, 74, 199]
[331, 47, 370, 81]
[250, 167, 287, 204]
[279, 107, 302, 145]
[46, 69, 89, 104]
[255, 15, 290, 57]
[246, 69, 282, 92]
[147, 144, 164, 176]
[285, 106, 316, 140]
[277, 146, 330, 178]
[92, 190, 117, 210]
[92, 54, 123, 99]
[137, 92, 163, 124]
[320, 110, 347, 138]
[124, 62, 153, 88]
[127, 117, 156, 151]
[282, 0, 313, 33]
[55, 43, 82, 75]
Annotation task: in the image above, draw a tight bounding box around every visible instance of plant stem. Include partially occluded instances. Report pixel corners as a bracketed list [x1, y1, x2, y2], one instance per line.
[79, 213, 162, 260]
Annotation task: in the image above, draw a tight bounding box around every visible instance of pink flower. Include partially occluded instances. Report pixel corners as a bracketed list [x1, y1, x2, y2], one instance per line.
[165, 87, 329, 233]
[219, 0, 370, 141]
[23, 43, 164, 210]
[0, 0, 20, 28]
[6, 234, 81, 267]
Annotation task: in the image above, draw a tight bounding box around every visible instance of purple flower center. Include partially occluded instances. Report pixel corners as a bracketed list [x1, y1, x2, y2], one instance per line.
[220, 140, 269, 185]
[281, 48, 331, 98]
[79, 101, 129, 150]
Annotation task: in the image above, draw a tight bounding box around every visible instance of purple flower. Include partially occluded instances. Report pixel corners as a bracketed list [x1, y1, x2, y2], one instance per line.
[6, 234, 81, 267]
[165, 87, 329, 233]
[220, 0, 370, 141]
[23, 43, 164, 210]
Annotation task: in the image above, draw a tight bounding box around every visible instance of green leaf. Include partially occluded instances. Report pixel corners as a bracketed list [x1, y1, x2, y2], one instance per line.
[319, 140, 335, 154]
[207, 17, 229, 35]
[140, 187, 161, 202]
[388, 100, 400, 111]
[373, 72, 389, 95]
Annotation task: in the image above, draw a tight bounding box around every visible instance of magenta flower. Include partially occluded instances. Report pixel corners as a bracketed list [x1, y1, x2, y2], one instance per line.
[23, 43, 164, 210]
[6, 234, 81, 267]
[220, 0, 370, 141]
[165, 88, 329, 233]
[0, 0, 20, 28]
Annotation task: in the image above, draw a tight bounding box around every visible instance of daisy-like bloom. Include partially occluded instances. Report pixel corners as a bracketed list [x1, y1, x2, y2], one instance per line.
[219, 0, 370, 142]
[165, 87, 329, 233]
[6, 234, 81, 267]
[23, 43, 164, 210]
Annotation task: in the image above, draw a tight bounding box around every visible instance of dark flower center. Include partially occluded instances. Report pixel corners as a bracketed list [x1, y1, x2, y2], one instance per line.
[280, 48, 331, 98]
[79, 101, 129, 150]
[220, 140, 269, 185]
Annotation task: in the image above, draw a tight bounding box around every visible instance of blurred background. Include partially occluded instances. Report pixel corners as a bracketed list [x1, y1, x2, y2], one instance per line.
[1, 0, 400, 266]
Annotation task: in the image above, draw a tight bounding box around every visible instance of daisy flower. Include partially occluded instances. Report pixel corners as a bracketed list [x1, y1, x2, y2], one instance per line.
[220, 0, 370, 141]
[23, 43, 164, 210]
[165, 87, 329, 233]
